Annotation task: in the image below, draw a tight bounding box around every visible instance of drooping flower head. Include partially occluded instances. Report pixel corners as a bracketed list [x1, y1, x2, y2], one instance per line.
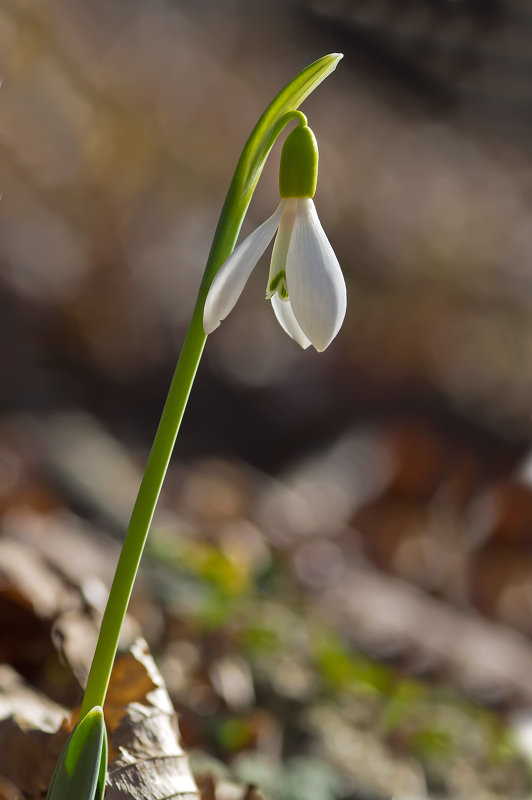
[203, 120, 346, 351]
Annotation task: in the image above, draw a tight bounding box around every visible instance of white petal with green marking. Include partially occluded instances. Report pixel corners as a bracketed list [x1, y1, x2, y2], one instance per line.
[203, 192, 346, 351]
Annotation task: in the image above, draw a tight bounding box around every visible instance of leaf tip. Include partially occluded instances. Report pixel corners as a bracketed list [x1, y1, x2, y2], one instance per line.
[329, 53, 344, 63]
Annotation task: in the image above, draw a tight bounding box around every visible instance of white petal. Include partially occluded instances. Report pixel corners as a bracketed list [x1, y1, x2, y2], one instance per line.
[271, 293, 311, 349]
[203, 201, 284, 334]
[285, 198, 346, 352]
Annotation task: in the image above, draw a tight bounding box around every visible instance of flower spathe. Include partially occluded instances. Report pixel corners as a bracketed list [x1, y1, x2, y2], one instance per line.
[203, 197, 346, 352]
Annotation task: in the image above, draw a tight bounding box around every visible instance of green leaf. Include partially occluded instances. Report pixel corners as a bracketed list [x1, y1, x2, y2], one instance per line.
[46, 706, 107, 800]
[95, 722, 107, 800]
[200, 53, 343, 293]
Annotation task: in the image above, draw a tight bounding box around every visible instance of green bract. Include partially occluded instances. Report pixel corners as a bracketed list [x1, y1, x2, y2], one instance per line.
[279, 124, 318, 198]
[46, 707, 107, 800]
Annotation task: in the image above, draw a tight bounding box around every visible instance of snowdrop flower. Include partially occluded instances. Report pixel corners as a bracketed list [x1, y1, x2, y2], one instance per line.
[203, 123, 346, 352]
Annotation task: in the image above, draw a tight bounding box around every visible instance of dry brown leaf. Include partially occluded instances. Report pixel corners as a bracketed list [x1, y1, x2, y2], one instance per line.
[0, 538, 75, 620]
[0, 638, 202, 799]
[0, 665, 69, 798]
[105, 638, 199, 800]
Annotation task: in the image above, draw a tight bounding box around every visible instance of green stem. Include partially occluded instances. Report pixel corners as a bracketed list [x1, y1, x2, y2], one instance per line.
[78, 52, 342, 719]
[80, 301, 206, 718]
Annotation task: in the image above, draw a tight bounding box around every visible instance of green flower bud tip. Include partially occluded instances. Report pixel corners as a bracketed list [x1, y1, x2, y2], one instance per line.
[279, 124, 318, 199]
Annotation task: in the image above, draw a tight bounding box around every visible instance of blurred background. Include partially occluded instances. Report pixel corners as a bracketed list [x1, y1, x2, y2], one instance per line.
[4, 0, 532, 798]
